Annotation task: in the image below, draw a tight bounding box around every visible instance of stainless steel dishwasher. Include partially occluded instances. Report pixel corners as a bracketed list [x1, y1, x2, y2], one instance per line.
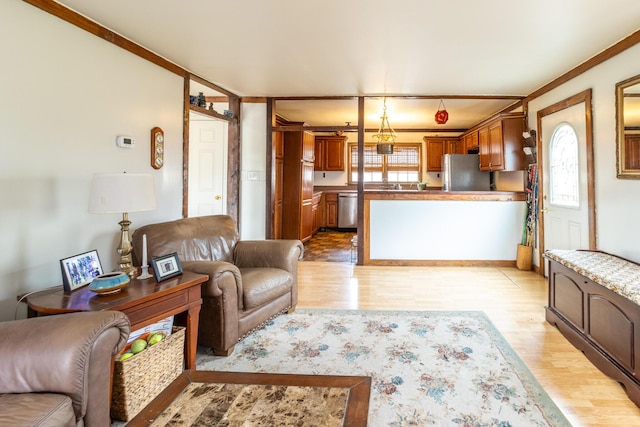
[338, 193, 357, 228]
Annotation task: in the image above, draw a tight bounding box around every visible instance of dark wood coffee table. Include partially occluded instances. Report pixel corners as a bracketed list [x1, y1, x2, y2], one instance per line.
[21, 270, 207, 369]
[127, 370, 371, 427]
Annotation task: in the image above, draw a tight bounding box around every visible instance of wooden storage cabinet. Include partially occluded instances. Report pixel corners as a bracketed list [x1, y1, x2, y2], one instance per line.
[282, 130, 315, 242]
[546, 258, 640, 405]
[425, 137, 463, 172]
[315, 135, 346, 171]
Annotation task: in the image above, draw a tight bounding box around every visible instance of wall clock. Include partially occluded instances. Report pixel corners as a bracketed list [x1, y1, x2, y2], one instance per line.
[151, 127, 164, 169]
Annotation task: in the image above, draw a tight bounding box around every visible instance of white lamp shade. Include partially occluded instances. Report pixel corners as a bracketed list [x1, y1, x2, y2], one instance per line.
[88, 173, 157, 213]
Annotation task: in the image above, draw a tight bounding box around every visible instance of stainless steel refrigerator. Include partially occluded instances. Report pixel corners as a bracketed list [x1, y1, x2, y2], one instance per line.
[441, 154, 490, 191]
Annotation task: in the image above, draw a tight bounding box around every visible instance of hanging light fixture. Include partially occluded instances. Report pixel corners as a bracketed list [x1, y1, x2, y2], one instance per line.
[374, 98, 397, 155]
[434, 99, 449, 124]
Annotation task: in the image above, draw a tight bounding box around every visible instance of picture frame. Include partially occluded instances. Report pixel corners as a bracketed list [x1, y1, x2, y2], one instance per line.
[60, 249, 103, 293]
[150, 252, 183, 282]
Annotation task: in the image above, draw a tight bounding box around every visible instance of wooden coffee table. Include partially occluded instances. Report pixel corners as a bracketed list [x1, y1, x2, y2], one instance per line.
[21, 270, 207, 369]
[127, 370, 371, 427]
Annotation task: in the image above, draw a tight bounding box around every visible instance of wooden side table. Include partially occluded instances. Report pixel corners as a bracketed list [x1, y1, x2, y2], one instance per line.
[21, 270, 207, 370]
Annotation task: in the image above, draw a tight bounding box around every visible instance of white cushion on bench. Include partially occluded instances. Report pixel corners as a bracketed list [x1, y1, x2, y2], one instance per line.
[544, 249, 640, 306]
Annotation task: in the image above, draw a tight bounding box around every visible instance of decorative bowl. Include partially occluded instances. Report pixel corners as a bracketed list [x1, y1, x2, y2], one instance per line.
[89, 272, 130, 295]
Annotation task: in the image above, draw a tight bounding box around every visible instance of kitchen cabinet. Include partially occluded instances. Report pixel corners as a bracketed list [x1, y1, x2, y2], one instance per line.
[282, 130, 315, 242]
[477, 114, 525, 171]
[464, 131, 479, 152]
[315, 135, 346, 171]
[324, 192, 338, 228]
[425, 137, 463, 172]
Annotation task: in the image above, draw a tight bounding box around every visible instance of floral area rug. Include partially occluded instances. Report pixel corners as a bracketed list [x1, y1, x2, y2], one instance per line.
[197, 309, 570, 426]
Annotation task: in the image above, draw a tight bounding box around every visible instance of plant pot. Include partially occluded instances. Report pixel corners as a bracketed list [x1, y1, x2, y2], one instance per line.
[516, 244, 533, 271]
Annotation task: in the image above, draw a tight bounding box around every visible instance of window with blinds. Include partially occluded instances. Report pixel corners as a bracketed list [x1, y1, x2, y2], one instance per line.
[348, 143, 421, 183]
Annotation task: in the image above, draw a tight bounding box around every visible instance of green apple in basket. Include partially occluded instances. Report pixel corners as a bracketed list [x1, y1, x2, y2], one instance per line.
[147, 331, 165, 346]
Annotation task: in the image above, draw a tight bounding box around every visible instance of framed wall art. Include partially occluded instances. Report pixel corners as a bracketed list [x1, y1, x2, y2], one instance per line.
[60, 249, 103, 293]
[150, 252, 183, 282]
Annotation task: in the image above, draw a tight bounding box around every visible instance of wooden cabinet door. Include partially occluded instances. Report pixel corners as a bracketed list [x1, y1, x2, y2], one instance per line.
[301, 162, 314, 200]
[426, 139, 445, 171]
[478, 127, 490, 170]
[300, 200, 313, 242]
[302, 131, 315, 162]
[314, 139, 324, 170]
[488, 121, 504, 170]
[446, 139, 463, 154]
[324, 138, 345, 171]
[465, 131, 479, 152]
[325, 193, 338, 228]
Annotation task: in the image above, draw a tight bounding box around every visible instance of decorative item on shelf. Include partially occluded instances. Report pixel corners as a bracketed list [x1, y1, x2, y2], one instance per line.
[89, 271, 131, 295]
[208, 102, 215, 112]
[151, 127, 164, 169]
[434, 99, 449, 124]
[373, 98, 397, 155]
[88, 173, 157, 278]
[197, 92, 206, 108]
[189, 95, 197, 106]
[60, 249, 103, 293]
[223, 109, 234, 118]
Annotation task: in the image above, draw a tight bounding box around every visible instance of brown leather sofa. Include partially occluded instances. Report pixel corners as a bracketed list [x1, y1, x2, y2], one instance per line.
[132, 215, 303, 356]
[0, 311, 130, 427]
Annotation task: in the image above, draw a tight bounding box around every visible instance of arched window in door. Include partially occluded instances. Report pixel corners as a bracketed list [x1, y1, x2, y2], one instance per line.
[549, 123, 579, 207]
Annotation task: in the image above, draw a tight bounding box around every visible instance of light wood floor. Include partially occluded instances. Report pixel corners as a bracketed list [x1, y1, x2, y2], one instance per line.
[296, 261, 640, 426]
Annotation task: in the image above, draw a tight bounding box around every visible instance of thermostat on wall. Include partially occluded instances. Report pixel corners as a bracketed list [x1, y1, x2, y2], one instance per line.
[116, 135, 136, 148]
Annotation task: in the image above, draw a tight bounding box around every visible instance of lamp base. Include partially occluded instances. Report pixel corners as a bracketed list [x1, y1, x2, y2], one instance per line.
[116, 212, 137, 278]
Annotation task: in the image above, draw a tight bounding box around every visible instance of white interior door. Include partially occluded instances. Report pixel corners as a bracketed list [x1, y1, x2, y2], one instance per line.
[188, 113, 227, 217]
[541, 103, 589, 251]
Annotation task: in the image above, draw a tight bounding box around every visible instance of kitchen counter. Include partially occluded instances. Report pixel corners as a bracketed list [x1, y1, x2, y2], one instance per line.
[361, 191, 527, 266]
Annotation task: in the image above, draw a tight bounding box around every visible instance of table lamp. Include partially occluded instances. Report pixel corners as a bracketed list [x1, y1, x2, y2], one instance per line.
[88, 173, 157, 278]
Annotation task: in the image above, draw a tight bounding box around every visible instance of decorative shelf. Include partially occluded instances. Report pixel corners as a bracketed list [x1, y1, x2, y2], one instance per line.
[189, 104, 237, 124]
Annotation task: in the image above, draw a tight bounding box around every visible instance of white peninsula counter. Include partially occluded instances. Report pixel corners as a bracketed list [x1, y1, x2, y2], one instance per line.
[362, 190, 527, 266]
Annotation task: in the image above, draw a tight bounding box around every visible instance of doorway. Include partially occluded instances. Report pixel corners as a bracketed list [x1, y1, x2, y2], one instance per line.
[536, 89, 596, 270]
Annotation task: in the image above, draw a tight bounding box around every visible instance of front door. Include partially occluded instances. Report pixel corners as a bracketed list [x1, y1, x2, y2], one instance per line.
[537, 90, 595, 271]
[188, 113, 227, 217]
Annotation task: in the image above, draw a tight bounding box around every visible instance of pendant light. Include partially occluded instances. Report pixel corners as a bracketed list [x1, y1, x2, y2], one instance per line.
[435, 99, 449, 124]
[374, 98, 397, 155]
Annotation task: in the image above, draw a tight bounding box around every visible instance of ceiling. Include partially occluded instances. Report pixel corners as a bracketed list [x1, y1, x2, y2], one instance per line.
[54, 0, 640, 134]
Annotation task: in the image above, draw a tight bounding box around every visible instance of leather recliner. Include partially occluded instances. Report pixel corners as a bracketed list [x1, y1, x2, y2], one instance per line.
[0, 311, 130, 427]
[132, 215, 303, 356]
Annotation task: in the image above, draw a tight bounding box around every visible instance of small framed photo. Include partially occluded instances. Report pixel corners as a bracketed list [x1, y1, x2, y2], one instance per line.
[60, 250, 103, 293]
[150, 252, 183, 282]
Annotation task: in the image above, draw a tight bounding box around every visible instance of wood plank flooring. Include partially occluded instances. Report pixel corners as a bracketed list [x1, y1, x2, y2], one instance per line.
[295, 260, 640, 426]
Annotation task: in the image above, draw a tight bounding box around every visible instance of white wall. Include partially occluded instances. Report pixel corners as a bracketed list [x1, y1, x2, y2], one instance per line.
[527, 43, 640, 263]
[239, 102, 267, 239]
[0, 2, 184, 320]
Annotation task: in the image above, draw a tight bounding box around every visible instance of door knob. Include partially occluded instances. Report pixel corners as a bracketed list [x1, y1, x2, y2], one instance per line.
[540, 207, 548, 213]
[215, 195, 221, 200]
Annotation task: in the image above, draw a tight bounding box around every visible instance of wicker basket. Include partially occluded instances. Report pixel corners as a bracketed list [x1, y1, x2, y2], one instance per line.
[111, 326, 185, 421]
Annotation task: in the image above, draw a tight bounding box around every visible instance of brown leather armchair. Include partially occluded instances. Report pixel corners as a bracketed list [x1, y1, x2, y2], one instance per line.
[0, 311, 129, 427]
[132, 215, 303, 356]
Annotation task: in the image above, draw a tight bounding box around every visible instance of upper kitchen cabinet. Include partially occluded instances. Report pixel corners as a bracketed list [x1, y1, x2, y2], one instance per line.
[315, 135, 347, 171]
[282, 130, 316, 242]
[425, 137, 464, 171]
[473, 114, 526, 171]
